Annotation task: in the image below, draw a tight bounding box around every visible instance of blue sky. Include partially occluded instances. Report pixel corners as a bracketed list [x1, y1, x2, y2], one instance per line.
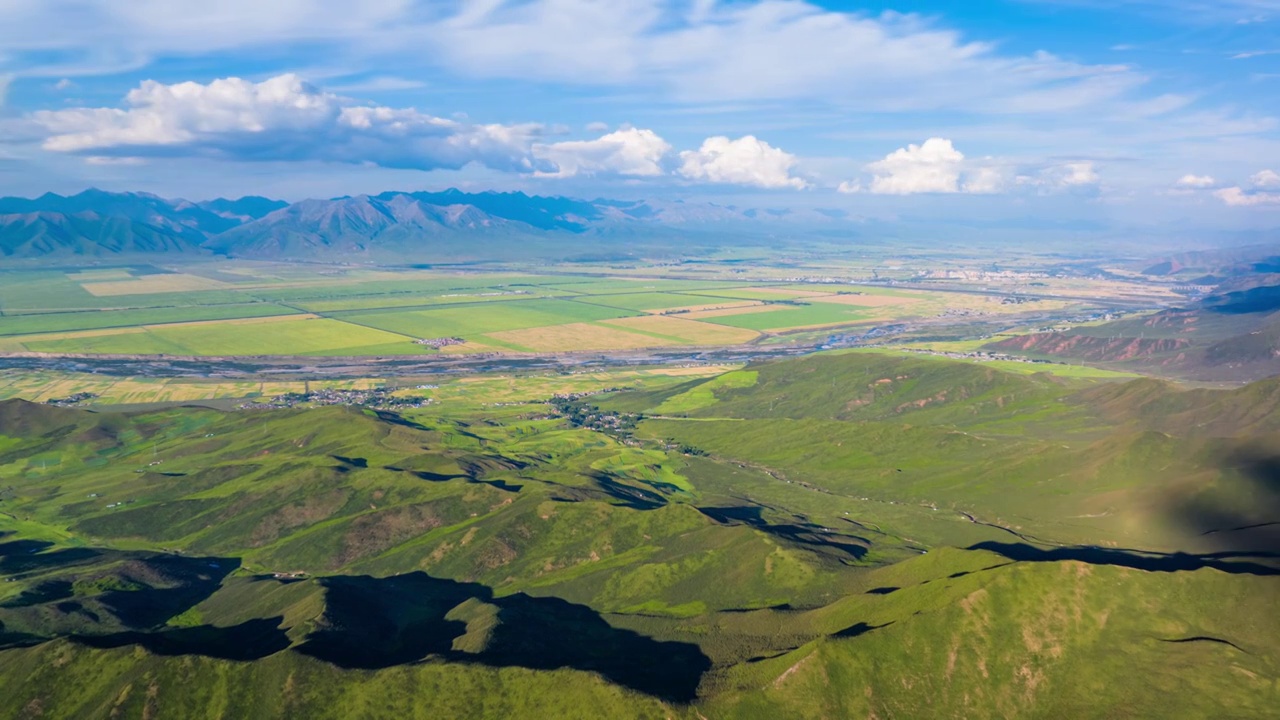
[0, 0, 1277, 230]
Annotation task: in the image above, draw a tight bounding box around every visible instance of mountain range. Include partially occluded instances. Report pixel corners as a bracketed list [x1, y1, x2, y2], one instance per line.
[0, 189, 855, 261]
[987, 272, 1280, 381]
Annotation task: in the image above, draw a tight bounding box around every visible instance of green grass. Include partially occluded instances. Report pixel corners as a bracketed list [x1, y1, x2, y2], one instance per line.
[651, 371, 759, 415]
[0, 349, 1277, 717]
[849, 347, 1144, 379]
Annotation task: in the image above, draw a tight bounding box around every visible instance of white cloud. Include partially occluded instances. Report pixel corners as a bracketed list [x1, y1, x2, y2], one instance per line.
[0, 75, 11, 109]
[1043, 161, 1101, 188]
[533, 127, 672, 178]
[30, 74, 550, 173]
[1213, 169, 1280, 206]
[865, 136, 962, 193]
[961, 165, 1006, 194]
[1251, 169, 1280, 187]
[1175, 173, 1216, 188]
[848, 138, 1009, 195]
[1215, 186, 1280, 206]
[1231, 50, 1280, 60]
[54, 78, 75, 91]
[677, 135, 808, 189]
[84, 156, 146, 165]
[867, 138, 964, 195]
[836, 180, 862, 194]
[585, 121, 610, 133]
[431, 1, 1149, 113]
[0, 2, 1158, 116]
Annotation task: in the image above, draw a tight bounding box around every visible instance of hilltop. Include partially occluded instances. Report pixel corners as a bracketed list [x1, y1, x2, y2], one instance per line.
[986, 276, 1280, 381]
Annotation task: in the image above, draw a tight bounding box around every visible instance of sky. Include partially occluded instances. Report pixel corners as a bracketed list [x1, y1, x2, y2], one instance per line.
[0, 0, 1278, 232]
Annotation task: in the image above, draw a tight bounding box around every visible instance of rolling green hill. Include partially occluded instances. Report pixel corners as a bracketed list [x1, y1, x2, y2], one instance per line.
[1, 351, 1277, 717]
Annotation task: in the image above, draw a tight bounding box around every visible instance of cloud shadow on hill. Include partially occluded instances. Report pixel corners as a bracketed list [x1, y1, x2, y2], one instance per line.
[296, 572, 711, 703]
[969, 541, 1280, 577]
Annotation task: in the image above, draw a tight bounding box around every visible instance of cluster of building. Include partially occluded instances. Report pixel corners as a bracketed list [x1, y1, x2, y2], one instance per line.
[239, 387, 429, 410]
[45, 392, 98, 407]
[549, 393, 642, 440]
[899, 348, 1064, 366]
[914, 269, 1053, 281]
[414, 337, 467, 348]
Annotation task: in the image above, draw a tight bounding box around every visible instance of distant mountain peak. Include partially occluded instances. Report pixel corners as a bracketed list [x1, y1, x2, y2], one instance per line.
[0, 186, 861, 260]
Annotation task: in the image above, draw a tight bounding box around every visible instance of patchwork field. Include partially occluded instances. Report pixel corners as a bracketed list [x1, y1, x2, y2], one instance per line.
[693, 302, 881, 331]
[0, 264, 1095, 356]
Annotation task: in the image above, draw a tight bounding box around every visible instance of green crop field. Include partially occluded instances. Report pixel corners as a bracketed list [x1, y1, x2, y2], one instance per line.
[532, 278, 739, 295]
[562, 292, 724, 312]
[0, 302, 300, 337]
[699, 301, 881, 331]
[291, 289, 559, 313]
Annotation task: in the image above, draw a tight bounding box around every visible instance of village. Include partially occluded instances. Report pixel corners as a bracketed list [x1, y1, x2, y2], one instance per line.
[239, 387, 430, 410]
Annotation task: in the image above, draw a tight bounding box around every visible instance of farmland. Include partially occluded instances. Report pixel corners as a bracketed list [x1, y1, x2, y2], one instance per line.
[0, 262, 1113, 358]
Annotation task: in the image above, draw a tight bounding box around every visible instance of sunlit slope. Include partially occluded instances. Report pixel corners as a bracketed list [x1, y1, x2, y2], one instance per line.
[702, 549, 1280, 720]
[599, 352, 1280, 551]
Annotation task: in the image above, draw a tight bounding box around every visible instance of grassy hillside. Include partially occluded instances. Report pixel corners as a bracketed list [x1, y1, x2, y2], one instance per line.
[0, 351, 1277, 717]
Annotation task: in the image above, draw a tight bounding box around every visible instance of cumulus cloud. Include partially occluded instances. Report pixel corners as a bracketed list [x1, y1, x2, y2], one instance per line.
[1252, 169, 1280, 188]
[533, 127, 672, 178]
[27, 74, 810, 189]
[866, 138, 964, 195]
[855, 138, 1005, 195]
[1175, 174, 1216, 188]
[836, 180, 862, 194]
[1215, 187, 1280, 206]
[677, 135, 808, 189]
[31, 74, 550, 173]
[1214, 169, 1280, 206]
